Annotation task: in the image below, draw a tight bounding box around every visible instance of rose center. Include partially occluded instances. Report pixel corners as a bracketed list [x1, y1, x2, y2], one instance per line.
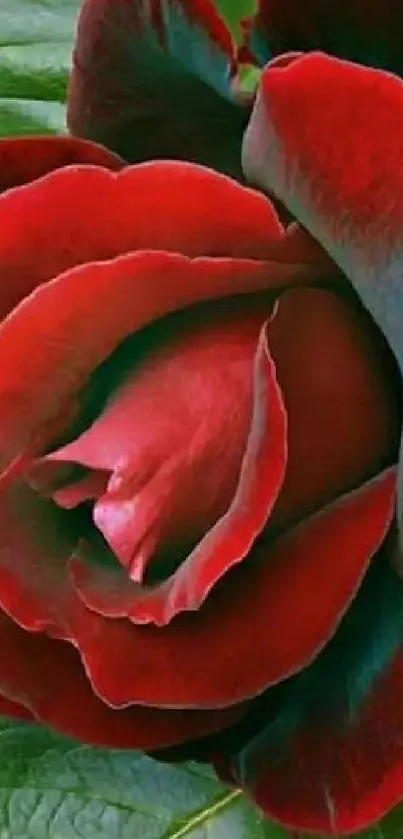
[28, 295, 273, 585]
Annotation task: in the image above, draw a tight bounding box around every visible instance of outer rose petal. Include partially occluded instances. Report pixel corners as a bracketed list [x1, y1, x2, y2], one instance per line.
[71, 469, 396, 708]
[0, 156, 340, 322]
[243, 52, 403, 379]
[242, 51, 403, 542]
[267, 287, 400, 530]
[0, 135, 124, 194]
[0, 610, 246, 749]
[0, 249, 325, 478]
[245, 0, 403, 73]
[0, 159, 287, 321]
[226, 541, 403, 834]
[0, 470, 394, 710]
[0, 696, 35, 722]
[67, 0, 247, 176]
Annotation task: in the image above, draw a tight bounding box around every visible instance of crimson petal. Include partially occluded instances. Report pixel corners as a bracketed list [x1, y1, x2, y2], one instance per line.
[267, 287, 400, 531]
[243, 52, 403, 376]
[0, 135, 123, 195]
[0, 248, 323, 478]
[71, 469, 394, 708]
[0, 467, 394, 709]
[0, 611, 246, 749]
[242, 51, 403, 541]
[230, 542, 403, 833]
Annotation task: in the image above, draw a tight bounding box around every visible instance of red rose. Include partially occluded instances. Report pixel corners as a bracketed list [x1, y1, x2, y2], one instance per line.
[0, 56, 401, 836]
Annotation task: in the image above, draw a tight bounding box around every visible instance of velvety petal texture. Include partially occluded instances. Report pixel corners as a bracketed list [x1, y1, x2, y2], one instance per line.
[68, 0, 248, 175]
[245, 0, 403, 74]
[0, 135, 124, 194]
[243, 49, 403, 546]
[227, 540, 403, 834]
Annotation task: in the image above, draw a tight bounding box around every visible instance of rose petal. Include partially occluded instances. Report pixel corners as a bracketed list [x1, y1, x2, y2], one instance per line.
[0, 249, 323, 479]
[71, 469, 395, 708]
[0, 135, 124, 194]
[0, 610, 246, 749]
[67, 0, 247, 176]
[0, 158, 290, 322]
[230, 540, 403, 833]
[67, 313, 286, 624]
[35, 293, 276, 574]
[268, 287, 400, 531]
[243, 52, 403, 373]
[0, 695, 35, 722]
[0, 469, 394, 709]
[242, 51, 403, 546]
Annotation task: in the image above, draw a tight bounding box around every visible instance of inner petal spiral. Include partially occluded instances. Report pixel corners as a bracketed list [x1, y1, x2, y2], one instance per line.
[29, 295, 273, 584]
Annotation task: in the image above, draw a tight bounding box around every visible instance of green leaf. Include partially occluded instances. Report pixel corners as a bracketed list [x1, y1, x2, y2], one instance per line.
[2, 714, 403, 839]
[215, 0, 257, 44]
[0, 716, 276, 839]
[0, 0, 80, 136]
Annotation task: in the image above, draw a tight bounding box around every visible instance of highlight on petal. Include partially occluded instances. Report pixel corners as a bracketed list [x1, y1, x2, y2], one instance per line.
[243, 51, 403, 370]
[0, 135, 124, 195]
[230, 539, 403, 834]
[68, 0, 248, 175]
[72, 468, 395, 709]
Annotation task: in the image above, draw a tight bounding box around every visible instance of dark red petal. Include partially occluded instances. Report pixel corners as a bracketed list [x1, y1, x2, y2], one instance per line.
[268, 287, 400, 531]
[230, 542, 403, 833]
[242, 51, 403, 539]
[246, 0, 403, 74]
[0, 611, 246, 749]
[0, 695, 35, 722]
[243, 52, 403, 370]
[0, 249, 322, 478]
[0, 468, 394, 709]
[0, 135, 124, 194]
[67, 315, 286, 623]
[67, 0, 246, 176]
[72, 469, 395, 708]
[117, 321, 286, 624]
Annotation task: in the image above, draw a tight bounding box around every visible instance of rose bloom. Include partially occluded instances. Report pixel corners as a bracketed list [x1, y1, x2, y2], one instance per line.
[0, 6, 403, 837]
